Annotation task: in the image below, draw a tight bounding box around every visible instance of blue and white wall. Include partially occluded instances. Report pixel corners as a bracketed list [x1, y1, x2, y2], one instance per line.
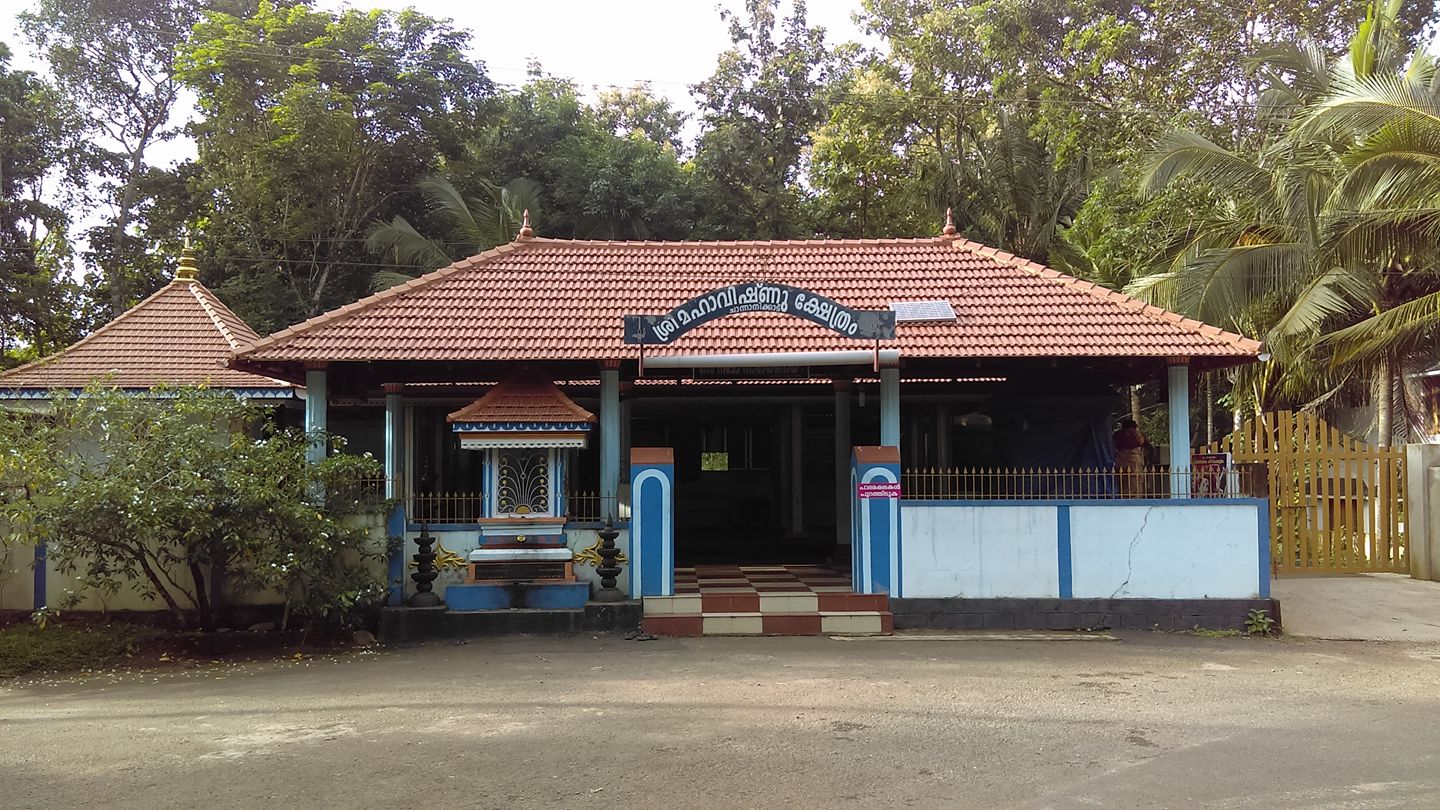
[899, 499, 1270, 600]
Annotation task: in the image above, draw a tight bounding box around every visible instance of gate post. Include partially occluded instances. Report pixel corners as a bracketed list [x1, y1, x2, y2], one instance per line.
[851, 446, 901, 595]
[630, 448, 674, 597]
[1407, 444, 1440, 580]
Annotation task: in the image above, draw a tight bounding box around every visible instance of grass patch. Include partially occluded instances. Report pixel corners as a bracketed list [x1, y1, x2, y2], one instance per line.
[0, 623, 167, 679]
[1191, 627, 1243, 638]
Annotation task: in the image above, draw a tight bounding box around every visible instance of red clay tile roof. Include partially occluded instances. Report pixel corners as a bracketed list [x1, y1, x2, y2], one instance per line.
[234, 237, 1261, 364]
[447, 373, 596, 425]
[0, 279, 293, 392]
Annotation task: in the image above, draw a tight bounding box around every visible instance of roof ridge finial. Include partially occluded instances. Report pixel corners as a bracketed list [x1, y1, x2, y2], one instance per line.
[517, 209, 534, 241]
[941, 208, 957, 237]
[176, 235, 199, 281]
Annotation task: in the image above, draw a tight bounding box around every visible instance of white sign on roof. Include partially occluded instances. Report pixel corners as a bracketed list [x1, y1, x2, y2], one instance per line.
[889, 300, 957, 323]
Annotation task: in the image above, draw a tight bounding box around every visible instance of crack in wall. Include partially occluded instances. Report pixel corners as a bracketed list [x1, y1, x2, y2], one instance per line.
[1111, 506, 1155, 598]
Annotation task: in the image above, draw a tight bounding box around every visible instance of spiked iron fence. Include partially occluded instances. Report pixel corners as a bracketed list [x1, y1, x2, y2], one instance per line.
[900, 465, 1260, 501]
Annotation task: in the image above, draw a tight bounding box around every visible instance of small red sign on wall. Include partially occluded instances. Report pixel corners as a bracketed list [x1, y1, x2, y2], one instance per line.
[857, 481, 901, 499]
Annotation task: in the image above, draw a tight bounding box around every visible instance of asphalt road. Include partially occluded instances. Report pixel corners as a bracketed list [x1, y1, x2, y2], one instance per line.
[2, 632, 1439, 809]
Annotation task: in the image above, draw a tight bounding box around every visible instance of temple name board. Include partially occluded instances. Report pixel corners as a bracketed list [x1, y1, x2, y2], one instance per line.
[857, 481, 901, 499]
[624, 282, 896, 345]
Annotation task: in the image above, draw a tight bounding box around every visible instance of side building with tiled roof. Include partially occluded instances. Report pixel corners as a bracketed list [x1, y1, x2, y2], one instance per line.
[0, 247, 296, 402]
[1, 247, 305, 616]
[227, 216, 1275, 636]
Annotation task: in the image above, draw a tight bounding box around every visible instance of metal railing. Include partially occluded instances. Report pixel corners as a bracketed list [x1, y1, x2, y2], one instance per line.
[408, 491, 487, 524]
[566, 491, 603, 523]
[901, 466, 1261, 501]
[403, 489, 605, 524]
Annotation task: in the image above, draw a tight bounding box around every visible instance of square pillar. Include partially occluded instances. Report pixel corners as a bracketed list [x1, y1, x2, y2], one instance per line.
[1168, 359, 1191, 498]
[834, 381, 852, 553]
[600, 363, 621, 521]
[790, 404, 804, 535]
[304, 365, 328, 464]
[851, 446, 901, 595]
[383, 383, 407, 605]
[630, 448, 675, 597]
[880, 367, 901, 449]
[383, 384, 405, 499]
[935, 403, 951, 468]
[32, 544, 46, 611]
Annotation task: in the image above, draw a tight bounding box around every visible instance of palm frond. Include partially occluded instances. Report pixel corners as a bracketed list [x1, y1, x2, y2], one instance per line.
[1270, 266, 1369, 339]
[1140, 132, 1275, 205]
[364, 216, 452, 270]
[1321, 206, 1440, 269]
[1318, 288, 1440, 364]
[417, 176, 488, 247]
[369, 270, 419, 293]
[1303, 70, 1440, 142]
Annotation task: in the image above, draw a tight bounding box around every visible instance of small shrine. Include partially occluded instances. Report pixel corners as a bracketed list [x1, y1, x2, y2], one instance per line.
[438, 370, 597, 610]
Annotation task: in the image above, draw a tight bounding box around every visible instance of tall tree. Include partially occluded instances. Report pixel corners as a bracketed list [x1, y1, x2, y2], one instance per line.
[175, 3, 493, 331]
[595, 83, 687, 153]
[692, 0, 831, 238]
[21, 0, 202, 317]
[0, 43, 85, 367]
[463, 72, 696, 241]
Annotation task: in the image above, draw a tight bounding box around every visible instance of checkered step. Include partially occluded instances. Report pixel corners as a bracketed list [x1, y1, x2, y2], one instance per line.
[643, 566, 892, 637]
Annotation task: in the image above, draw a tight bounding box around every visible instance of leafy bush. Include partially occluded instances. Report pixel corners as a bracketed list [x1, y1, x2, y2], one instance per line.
[0, 386, 388, 630]
[1244, 608, 1276, 636]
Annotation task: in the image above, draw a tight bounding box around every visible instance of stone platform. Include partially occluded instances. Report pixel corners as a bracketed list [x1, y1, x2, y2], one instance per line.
[378, 601, 642, 643]
[445, 582, 590, 611]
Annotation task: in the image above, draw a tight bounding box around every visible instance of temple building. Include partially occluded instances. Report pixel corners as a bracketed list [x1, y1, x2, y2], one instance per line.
[229, 215, 1276, 637]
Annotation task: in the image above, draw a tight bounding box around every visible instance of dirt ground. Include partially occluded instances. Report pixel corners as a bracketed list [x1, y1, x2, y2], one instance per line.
[1272, 573, 1440, 642]
[3, 631, 1439, 809]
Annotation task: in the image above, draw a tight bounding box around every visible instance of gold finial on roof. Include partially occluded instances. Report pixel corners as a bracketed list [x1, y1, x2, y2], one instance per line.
[517, 209, 534, 240]
[942, 208, 957, 237]
[176, 235, 199, 281]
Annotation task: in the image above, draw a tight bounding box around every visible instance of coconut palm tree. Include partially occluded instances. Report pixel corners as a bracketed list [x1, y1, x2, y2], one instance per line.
[366, 176, 542, 291]
[1131, 0, 1440, 444]
[1127, 129, 1347, 421]
[1278, 0, 1440, 442]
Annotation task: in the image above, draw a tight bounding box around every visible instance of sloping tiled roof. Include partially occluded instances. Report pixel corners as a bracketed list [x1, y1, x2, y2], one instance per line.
[234, 237, 1261, 364]
[0, 279, 294, 392]
[447, 373, 597, 425]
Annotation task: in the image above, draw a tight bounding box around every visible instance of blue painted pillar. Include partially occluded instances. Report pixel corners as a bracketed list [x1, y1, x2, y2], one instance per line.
[305, 365, 328, 464]
[32, 543, 46, 611]
[630, 448, 674, 596]
[880, 367, 901, 450]
[383, 384, 404, 499]
[384, 383, 406, 605]
[600, 364, 621, 521]
[1168, 359, 1191, 499]
[850, 446, 902, 595]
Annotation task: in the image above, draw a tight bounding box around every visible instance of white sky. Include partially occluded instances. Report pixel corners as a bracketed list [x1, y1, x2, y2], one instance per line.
[0, 0, 875, 167]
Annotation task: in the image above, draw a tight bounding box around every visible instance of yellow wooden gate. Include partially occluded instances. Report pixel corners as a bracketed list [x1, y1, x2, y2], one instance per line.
[1200, 411, 1407, 574]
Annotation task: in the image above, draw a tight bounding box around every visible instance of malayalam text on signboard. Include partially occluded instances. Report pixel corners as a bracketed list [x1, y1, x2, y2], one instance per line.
[623, 282, 897, 345]
[857, 481, 901, 499]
